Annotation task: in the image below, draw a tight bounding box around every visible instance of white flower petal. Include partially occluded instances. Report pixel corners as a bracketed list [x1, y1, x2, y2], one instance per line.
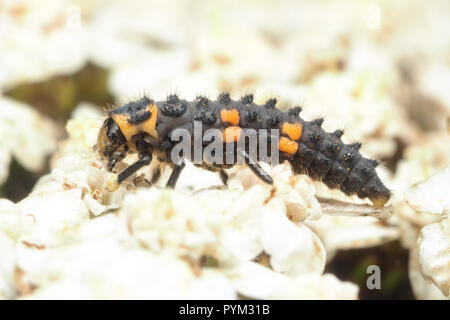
[225, 261, 289, 299]
[306, 215, 399, 255]
[269, 273, 359, 300]
[18, 189, 89, 246]
[0, 97, 57, 183]
[260, 200, 326, 276]
[417, 217, 450, 297]
[0, 233, 16, 299]
[409, 243, 446, 300]
[405, 167, 450, 216]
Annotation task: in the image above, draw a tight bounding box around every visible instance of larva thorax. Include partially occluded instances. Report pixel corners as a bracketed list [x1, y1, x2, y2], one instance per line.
[97, 93, 391, 208]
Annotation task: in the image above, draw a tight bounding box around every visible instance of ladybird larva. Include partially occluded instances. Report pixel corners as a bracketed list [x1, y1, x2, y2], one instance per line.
[97, 94, 391, 208]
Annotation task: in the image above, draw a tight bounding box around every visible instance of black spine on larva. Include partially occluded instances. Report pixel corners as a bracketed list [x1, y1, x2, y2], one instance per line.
[241, 94, 254, 105]
[196, 95, 209, 108]
[265, 98, 277, 108]
[288, 106, 302, 117]
[218, 93, 231, 105]
[109, 96, 152, 115]
[269, 112, 283, 127]
[161, 94, 188, 117]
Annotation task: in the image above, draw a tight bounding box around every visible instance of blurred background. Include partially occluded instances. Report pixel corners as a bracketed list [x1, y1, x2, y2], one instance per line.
[1, 0, 449, 299]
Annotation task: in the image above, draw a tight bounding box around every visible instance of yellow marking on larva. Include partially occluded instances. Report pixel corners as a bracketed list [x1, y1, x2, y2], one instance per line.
[142, 104, 158, 139]
[370, 196, 389, 209]
[110, 114, 139, 141]
[220, 109, 240, 125]
[282, 122, 303, 140]
[279, 137, 298, 155]
[111, 104, 158, 141]
[223, 126, 242, 143]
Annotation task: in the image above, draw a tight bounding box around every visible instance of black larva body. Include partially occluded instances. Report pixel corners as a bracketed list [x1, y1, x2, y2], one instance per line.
[98, 94, 391, 207]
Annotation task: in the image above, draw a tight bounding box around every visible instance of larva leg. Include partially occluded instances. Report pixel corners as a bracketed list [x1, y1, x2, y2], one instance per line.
[237, 148, 273, 185]
[118, 153, 152, 184]
[219, 169, 229, 185]
[166, 158, 186, 188]
[107, 152, 152, 191]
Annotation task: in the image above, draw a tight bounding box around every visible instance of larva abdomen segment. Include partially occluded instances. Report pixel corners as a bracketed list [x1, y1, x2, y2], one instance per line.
[290, 119, 390, 208]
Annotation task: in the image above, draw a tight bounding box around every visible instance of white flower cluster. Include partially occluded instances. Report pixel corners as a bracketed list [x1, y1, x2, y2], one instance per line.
[402, 167, 450, 299]
[1, 0, 449, 300]
[389, 131, 450, 299]
[0, 0, 87, 87]
[0, 95, 58, 184]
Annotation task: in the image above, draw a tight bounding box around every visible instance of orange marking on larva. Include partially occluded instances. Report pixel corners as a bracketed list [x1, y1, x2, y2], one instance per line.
[282, 122, 302, 140]
[111, 104, 159, 141]
[110, 114, 139, 141]
[223, 126, 242, 143]
[220, 109, 240, 125]
[279, 137, 298, 155]
[142, 104, 158, 139]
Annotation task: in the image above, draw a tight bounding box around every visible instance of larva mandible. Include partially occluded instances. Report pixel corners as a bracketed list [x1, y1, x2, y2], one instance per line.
[96, 93, 391, 208]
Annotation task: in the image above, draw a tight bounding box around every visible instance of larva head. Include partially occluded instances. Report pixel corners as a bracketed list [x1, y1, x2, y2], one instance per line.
[97, 117, 128, 171]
